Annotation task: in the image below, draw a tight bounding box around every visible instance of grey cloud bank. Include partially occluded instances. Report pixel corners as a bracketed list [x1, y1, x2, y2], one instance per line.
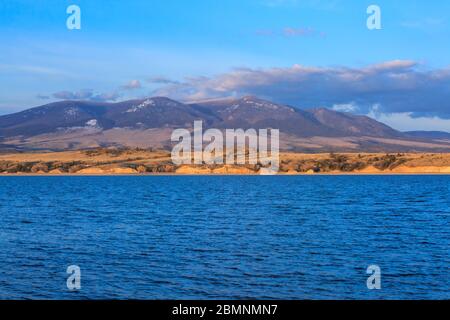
[154, 60, 450, 119]
[53, 89, 121, 102]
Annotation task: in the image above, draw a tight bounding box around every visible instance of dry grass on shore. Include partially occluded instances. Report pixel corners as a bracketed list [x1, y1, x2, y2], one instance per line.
[1, 148, 450, 175]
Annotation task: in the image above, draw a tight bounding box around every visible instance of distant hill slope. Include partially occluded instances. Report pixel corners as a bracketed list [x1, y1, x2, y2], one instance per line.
[0, 97, 217, 138]
[405, 131, 450, 140]
[1, 96, 450, 152]
[307, 108, 402, 138]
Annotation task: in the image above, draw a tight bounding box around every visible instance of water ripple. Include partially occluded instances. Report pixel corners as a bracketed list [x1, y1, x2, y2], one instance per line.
[0, 175, 448, 299]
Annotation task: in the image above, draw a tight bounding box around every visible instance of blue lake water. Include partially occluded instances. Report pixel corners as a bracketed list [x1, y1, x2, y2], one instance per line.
[0, 175, 448, 299]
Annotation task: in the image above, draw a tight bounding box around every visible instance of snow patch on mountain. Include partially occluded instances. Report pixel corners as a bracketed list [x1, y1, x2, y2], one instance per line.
[224, 97, 283, 112]
[65, 107, 80, 117]
[86, 119, 99, 127]
[126, 99, 156, 113]
[56, 119, 101, 133]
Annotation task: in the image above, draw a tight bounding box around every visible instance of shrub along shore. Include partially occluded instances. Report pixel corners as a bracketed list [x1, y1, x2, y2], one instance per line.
[0, 148, 450, 174]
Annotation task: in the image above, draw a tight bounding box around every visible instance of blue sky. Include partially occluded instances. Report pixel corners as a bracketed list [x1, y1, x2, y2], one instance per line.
[1, 0, 450, 131]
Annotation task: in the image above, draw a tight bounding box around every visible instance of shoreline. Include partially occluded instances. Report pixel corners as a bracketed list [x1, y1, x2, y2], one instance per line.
[1, 149, 450, 176]
[1, 172, 450, 177]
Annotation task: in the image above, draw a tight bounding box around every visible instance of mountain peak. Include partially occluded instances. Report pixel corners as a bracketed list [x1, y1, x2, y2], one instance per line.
[240, 95, 259, 101]
[233, 96, 290, 111]
[124, 97, 184, 113]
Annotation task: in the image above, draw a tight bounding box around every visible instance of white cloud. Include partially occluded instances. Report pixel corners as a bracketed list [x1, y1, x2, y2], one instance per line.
[368, 110, 450, 132]
[332, 103, 358, 113]
[122, 79, 142, 90]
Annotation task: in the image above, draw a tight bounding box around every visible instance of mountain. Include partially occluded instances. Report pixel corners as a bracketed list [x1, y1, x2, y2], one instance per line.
[405, 131, 450, 140]
[1, 96, 450, 152]
[308, 108, 401, 138]
[192, 96, 340, 137]
[0, 97, 217, 138]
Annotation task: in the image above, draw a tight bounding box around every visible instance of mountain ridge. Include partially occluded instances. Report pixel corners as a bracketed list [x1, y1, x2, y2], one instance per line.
[1, 96, 449, 152]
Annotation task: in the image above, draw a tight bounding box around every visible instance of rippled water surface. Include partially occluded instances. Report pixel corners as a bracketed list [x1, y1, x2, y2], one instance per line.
[0, 175, 449, 299]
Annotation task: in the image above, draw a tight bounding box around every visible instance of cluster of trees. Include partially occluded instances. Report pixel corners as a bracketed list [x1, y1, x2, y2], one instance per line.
[124, 163, 176, 173]
[0, 160, 178, 174]
[83, 147, 152, 157]
[0, 151, 410, 174]
[0, 161, 83, 173]
[369, 154, 407, 170]
[279, 153, 409, 173]
[280, 154, 366, 173]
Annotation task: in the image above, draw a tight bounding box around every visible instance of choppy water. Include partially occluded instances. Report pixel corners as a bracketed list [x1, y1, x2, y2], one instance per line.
[0, 175, 448, 299]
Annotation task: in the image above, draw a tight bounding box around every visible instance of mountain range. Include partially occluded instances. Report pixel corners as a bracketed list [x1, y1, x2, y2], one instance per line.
[1, 96, 449, 152]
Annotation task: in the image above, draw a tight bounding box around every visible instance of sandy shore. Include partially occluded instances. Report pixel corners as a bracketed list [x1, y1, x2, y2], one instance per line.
[0, 149, 450, 175]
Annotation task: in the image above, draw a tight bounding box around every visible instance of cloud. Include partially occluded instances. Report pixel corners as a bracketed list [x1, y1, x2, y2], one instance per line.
[91, 91, 121, 101]
[122, 79, 141, 90]
[332, 103, 357, 113]
[368, 110, 450, 133]
[36, 94, 50, 100]
[53, 89, 94, 100]
[147, 76, 181, 85]
[283, 27, 317, 37]
[153, 60, 450, 119]
[52, 89, 120, 102]
[52, 78, 142, 102]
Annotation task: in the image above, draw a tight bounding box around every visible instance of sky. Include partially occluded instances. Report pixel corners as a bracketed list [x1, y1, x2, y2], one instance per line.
[1, 0, 450, 131]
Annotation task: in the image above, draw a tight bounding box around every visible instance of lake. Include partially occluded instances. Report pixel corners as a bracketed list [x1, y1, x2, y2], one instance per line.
[0, 175, 448, 299]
